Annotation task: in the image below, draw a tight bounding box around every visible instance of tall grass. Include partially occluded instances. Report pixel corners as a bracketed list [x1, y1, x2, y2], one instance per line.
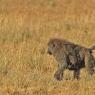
[0, 0, 95, 95]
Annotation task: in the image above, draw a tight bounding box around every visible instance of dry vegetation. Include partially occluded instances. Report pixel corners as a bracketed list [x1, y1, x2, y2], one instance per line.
[0, 0, 95, 95]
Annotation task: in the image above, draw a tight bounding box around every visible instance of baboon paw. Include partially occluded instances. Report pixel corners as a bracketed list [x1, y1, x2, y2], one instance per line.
[74, 76, 80, 80]
[54, 73, 63, 81]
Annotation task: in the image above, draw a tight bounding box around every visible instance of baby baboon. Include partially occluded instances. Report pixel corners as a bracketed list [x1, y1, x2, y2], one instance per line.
[47, 38, 95, 80]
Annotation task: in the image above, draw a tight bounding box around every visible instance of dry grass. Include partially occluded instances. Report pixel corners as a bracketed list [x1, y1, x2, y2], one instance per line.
[0, 0, 95, 95]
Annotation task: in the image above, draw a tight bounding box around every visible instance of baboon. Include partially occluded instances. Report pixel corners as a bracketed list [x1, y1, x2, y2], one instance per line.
[47, 38, 95, 80]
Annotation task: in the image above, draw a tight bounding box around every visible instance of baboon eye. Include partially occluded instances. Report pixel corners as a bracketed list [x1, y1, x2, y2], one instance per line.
[53, 43, 55, 47]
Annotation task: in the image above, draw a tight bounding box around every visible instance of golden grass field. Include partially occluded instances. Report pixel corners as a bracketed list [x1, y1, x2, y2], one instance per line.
[0, 0, 95, 95]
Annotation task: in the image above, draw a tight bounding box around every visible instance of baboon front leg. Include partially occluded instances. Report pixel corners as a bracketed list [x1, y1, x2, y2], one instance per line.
[73, 69, 80, 80]
[54, 55, 68, 81]
[54, 68, 64, 81]
[54, 55, 68, 80]
[86, 64, 94, 76]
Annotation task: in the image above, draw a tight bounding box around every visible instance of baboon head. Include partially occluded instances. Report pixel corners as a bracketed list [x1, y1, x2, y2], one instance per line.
[47, 38, 62, 55]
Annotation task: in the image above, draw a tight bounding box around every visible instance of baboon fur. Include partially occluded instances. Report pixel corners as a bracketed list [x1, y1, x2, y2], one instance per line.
[47, 38, 95, 80]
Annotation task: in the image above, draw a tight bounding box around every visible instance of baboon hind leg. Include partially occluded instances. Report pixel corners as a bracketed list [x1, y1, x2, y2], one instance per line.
[73, 69, 80, 80]
[85, 53, 95, 76]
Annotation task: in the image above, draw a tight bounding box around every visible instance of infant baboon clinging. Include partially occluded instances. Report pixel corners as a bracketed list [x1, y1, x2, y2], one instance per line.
[47, 38, 95, 80]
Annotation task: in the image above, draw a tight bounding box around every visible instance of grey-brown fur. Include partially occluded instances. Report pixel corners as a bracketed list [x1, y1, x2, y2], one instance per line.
[47, 38, 95, 80]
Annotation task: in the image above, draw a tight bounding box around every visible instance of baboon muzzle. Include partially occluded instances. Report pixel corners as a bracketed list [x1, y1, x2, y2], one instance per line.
[47, 50, 52, 55]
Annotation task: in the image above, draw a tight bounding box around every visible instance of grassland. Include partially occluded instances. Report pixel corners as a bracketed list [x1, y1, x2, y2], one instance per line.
[0, 0, 95, 95]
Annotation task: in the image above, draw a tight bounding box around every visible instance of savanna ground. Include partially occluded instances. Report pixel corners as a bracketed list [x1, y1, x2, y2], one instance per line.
[0, 0, 95, 95]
